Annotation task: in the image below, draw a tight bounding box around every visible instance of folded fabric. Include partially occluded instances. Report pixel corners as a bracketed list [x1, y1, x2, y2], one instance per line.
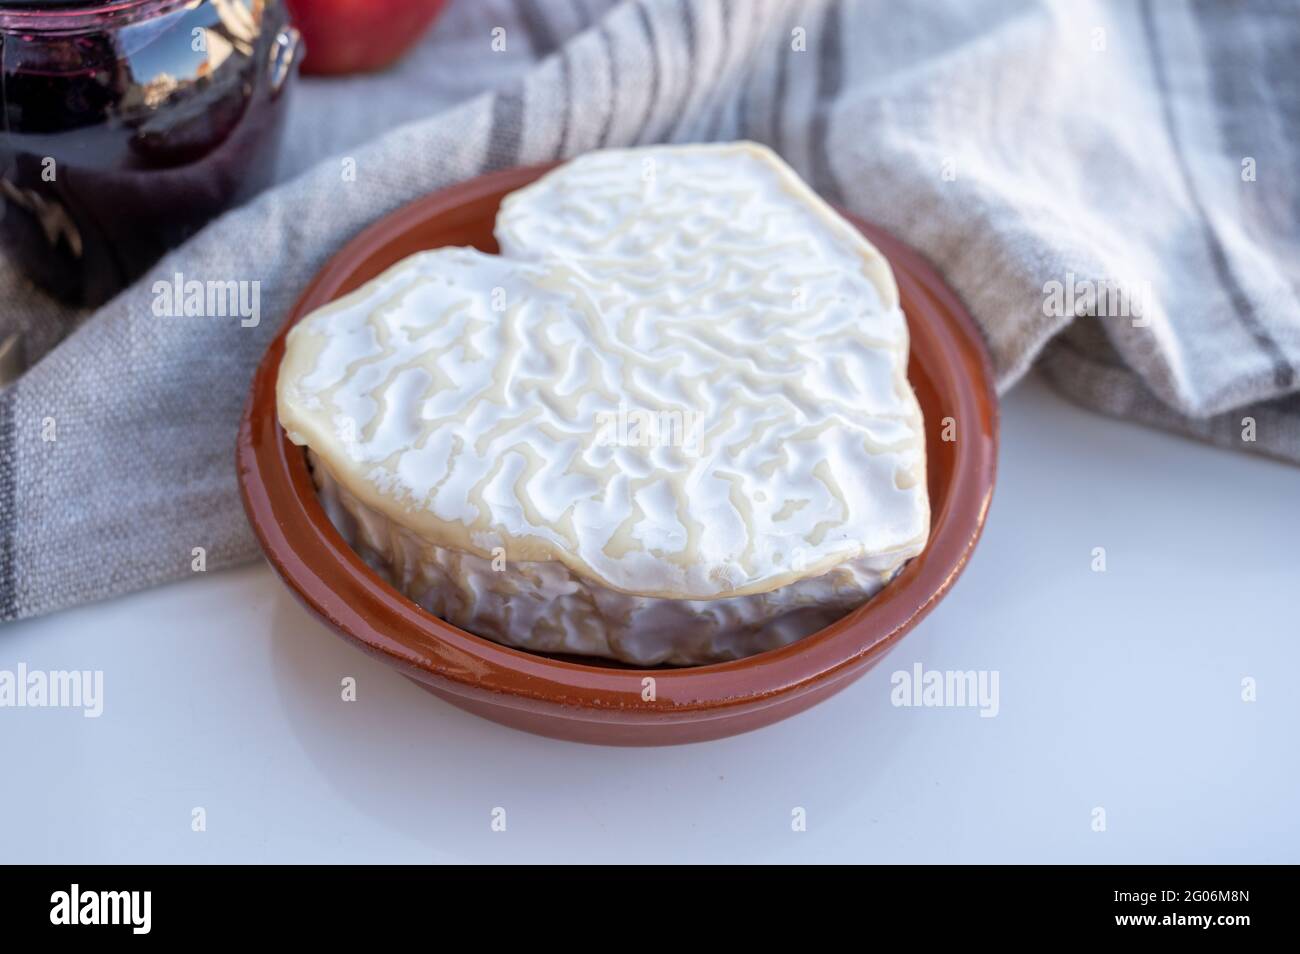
[2, 0, 1296, 622]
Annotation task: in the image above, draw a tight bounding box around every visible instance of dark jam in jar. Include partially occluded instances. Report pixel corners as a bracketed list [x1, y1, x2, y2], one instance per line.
[0, 0, 299, 306]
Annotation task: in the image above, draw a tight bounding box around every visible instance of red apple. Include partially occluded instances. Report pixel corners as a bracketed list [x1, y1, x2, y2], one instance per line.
[286, 0, 450, 76]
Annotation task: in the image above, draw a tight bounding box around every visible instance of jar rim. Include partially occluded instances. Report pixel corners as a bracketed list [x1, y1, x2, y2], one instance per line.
[0, 1, 194, 33]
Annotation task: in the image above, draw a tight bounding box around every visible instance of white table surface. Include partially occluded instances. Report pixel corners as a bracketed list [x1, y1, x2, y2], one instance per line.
[3, 373, 1296, 864]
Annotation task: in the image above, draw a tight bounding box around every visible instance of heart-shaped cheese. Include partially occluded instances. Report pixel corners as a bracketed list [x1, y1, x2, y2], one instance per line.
[278, 143, 928, 664]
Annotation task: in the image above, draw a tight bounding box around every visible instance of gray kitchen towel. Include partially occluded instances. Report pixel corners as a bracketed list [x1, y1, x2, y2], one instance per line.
[2, 0, 1297, 622]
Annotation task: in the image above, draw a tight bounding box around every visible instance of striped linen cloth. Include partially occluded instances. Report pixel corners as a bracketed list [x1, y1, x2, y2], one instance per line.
[1, 0, 1296, 621]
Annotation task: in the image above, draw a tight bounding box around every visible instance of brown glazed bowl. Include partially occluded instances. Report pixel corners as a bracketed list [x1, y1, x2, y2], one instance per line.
[237, 163, 999, 746]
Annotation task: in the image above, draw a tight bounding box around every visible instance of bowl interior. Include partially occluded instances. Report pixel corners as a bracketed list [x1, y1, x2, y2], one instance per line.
[238, 164, 998, 715]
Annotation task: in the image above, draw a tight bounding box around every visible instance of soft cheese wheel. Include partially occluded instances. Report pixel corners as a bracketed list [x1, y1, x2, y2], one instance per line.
[278, 142, 929, 665]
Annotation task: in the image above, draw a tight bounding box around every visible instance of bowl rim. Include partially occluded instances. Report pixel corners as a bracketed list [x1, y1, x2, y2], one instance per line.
[237, 162, 998, 719]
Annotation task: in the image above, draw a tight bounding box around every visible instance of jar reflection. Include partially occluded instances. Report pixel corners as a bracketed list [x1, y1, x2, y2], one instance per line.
[0, 0, 299, 306]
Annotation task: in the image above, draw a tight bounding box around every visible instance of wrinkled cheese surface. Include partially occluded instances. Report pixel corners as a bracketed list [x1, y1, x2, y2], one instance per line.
[278, 143, 929, 663]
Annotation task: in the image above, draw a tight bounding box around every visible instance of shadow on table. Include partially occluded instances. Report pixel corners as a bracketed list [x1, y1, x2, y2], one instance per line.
[265, 581, 921, 862]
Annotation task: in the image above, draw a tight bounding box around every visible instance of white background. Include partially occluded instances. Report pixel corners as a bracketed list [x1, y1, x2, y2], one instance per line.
[2, 374, 1296, 863]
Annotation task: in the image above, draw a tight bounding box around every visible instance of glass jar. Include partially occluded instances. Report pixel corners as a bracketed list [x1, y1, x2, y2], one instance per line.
[0, 0, 301, 306]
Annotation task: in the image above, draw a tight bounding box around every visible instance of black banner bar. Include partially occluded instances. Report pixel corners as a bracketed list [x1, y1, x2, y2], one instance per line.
[0, 865, 1279, 939]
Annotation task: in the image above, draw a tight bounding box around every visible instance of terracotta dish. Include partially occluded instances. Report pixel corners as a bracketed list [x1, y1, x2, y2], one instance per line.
[237, 163, 998, 745]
